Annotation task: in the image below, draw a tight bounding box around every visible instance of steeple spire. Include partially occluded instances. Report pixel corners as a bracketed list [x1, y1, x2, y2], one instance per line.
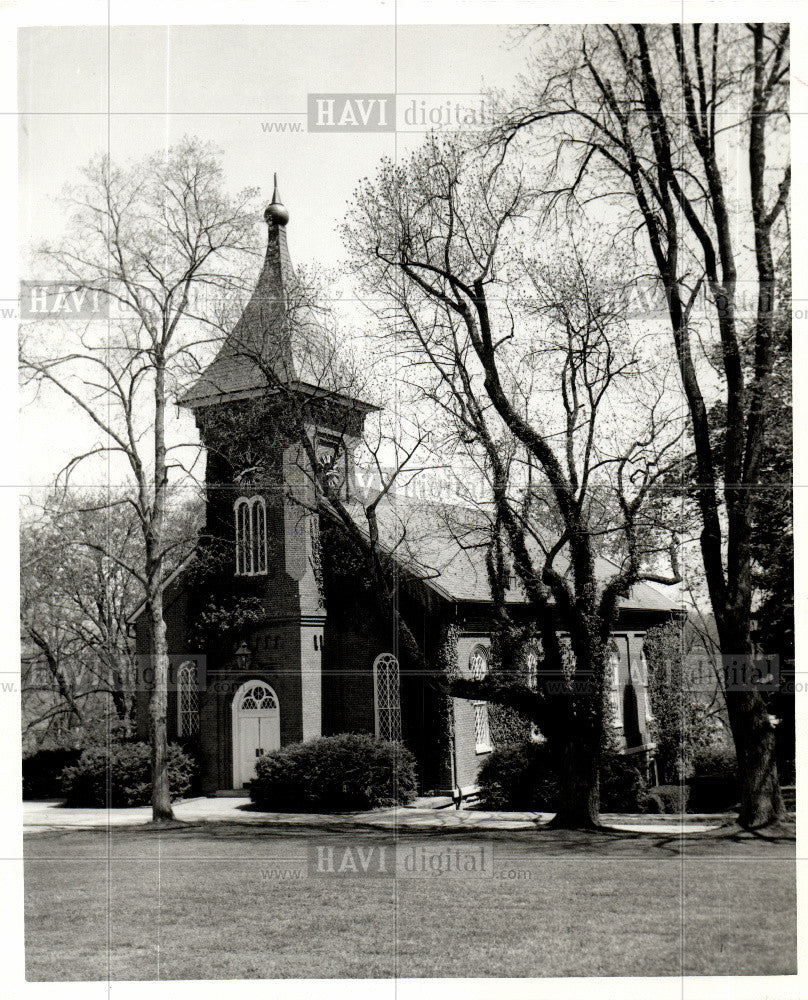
[180, 172, 371, 411]
[264, 173, 289, 227]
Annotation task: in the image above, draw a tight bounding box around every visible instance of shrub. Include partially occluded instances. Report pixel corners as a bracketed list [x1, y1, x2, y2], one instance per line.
[477, 742, 558, 810]
[174, 736, 204, 796]
[644, 621, 729, 783]
[599, 751, 649, 812]
[22, 748, 83, 800]
[687, 744, 739, 812]
[60, 742, 195, 807]
[647, 784, 690, 813]
[478, 743, 648, 813]
[250, 733, 418, 812]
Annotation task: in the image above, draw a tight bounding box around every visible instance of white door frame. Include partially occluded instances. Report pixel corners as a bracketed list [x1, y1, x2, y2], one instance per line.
[231, 679, 280, 788]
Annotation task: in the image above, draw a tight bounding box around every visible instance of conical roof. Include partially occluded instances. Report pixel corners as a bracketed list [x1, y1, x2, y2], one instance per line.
[179, 177, 336, 408]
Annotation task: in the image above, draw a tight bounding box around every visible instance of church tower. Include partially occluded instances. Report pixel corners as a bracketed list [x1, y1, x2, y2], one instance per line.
[179, 178, 376, 785]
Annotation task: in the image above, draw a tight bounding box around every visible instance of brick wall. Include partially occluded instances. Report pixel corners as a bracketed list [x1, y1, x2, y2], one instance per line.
[322, 624, 380, 737]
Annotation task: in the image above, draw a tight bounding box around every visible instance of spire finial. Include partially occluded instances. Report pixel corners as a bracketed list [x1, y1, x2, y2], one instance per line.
[264, 173, 289, 226]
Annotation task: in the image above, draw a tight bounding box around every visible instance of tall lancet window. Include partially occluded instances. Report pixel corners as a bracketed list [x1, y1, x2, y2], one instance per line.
[470, 645, 493, 754]
[234, 496, 268, 576]
[177, 661, 200, 737]
[373, 654, 402, 743]
[608, 643, 623, 730]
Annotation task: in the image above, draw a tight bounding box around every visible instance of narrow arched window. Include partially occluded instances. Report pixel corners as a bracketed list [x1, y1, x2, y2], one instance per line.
[640, 646, 655, 726]
[373, 653, 402, 742]
[177, 661, 200, 737]
[469, 645, 492, 753]
[252, 497, 267, 574]
[234, 496, 268, 576]
[524, 644, 544, 743]
[608, 644, 623, 729]
[525, 645, 540, 690]
[470, 645, 489, 681]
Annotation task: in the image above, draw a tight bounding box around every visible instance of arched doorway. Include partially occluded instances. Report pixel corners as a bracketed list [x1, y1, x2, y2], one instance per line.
[231, 680, 280, 788]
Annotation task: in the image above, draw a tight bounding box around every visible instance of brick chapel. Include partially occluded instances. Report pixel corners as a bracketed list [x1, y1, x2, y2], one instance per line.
[133, 179, 677, 797]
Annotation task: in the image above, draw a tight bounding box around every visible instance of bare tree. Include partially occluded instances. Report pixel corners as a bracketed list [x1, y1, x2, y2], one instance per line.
[344, 138, 683, 827]
[20, 138, 257, 820]
[20, 492, 139, 741]
[20, 489, 201, 749]
[495, 23, 790, 826]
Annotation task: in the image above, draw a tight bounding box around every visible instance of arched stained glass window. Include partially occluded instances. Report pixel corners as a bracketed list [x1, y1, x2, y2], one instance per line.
[177, 661, 200, 737]
[640, 646, 655, 726]
[469, 645, 492, 753]
[608, 644, 623, 729]
[525, 645, 540, 690]
[234, 496, 268, 576]
[524, 644, 544, 743]
[373, 653, 402, 742]
[470, 645, 489, 681]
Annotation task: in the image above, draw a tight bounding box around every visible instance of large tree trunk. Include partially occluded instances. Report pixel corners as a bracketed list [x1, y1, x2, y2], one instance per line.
[724, 688, 784, 828]
[549, 738, 601, 829]
[148, 598, 174, 822]
[148, 357, 173, 823]
[547, 610, 606, 830]
[717, 616, 785, 828]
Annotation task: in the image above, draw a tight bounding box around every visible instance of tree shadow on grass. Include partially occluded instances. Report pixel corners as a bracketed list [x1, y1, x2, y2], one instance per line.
[23, 808, 795, 862]
[70, 815, 791, 862]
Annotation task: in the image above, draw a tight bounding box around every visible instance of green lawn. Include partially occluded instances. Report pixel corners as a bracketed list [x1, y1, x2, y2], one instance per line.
[24, 821, 796, 980]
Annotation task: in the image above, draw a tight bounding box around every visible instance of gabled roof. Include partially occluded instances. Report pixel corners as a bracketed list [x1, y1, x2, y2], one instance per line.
[336, 492, 680, 613]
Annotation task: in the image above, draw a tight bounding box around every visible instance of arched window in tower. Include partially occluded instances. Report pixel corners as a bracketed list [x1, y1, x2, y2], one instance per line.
[234, 496, 268, 576]
[469, 645, 492, 753]
[470, 645, 489, 681]
[177, 661, 200, 737]
[373, 653, 402, 743]
[315, 436, 347, 499]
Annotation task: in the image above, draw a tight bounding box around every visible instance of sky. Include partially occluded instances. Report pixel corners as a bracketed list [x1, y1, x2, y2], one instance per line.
[18, 22, 531, 489]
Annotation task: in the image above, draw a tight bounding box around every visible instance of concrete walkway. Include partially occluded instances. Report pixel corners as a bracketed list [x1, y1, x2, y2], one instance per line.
[23, 797, 724, 834]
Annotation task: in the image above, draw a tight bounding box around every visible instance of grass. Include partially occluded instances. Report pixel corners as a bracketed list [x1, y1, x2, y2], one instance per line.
[24, 820, 796, 980]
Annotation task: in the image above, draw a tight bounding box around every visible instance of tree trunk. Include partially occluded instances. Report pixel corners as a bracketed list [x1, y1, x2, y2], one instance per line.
[148, 354, 174, 823]
[549, 738, 601, 829]
[548, 609, 606, 830]
[716, 613, 785, 828]
[148, 598, 174, 822]
[725, 689, 784, 828]
[719, 631, 784, 827]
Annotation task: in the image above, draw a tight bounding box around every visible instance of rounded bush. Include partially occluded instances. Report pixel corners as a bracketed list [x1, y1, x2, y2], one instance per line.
[478, 742, 649, 812]
[647, 783, 690, 814]
[688, 744, 739, 812]
[599, 751, 649, 812]
[477, 742, 558, 810]
[249, 733, 418, 811]
[60, 742, 196, 807]
[23, 748, 83, 800]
